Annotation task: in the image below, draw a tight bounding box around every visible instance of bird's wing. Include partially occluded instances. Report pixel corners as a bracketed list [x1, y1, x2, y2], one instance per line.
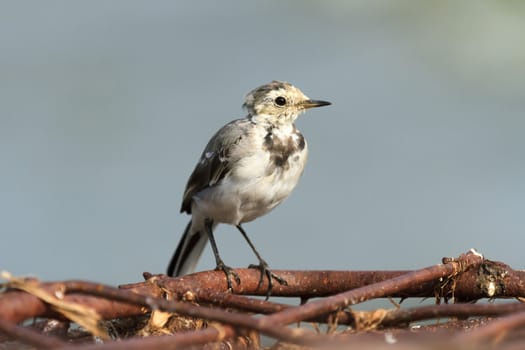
[180, 118, 249, 214]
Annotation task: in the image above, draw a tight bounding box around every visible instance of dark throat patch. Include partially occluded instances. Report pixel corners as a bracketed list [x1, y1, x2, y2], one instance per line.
[263, 126, 305, 171]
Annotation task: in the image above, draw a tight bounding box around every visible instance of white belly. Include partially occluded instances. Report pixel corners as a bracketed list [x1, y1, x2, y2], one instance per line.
[192, 145, 308, 225]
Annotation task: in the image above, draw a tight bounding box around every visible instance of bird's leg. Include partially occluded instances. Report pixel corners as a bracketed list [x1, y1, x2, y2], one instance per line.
[204, 218, 240, 291]
[236, 224, 287, 297]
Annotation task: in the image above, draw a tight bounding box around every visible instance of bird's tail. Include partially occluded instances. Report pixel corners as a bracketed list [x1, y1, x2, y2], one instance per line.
[167, 220, 209, 277]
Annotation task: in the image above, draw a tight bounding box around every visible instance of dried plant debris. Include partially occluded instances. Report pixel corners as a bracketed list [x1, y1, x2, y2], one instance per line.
[1, 271, 108, 339]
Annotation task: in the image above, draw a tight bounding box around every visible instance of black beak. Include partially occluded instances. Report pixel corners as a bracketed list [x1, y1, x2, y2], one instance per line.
[302, 99, 332, 109]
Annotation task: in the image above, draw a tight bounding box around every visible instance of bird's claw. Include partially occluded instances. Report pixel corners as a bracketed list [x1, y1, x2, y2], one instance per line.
[215, 262, 241, 291]
[249, 261, 287, 299]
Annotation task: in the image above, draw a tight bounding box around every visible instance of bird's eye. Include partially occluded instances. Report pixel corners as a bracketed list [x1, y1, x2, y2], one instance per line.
[274, 96, 287, 106]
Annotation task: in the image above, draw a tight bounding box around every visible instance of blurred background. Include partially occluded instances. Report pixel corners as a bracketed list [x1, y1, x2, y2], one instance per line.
[1, 1, 524, 286]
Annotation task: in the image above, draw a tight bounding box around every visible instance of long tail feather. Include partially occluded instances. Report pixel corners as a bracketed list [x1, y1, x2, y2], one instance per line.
[167, 220, 209, 276]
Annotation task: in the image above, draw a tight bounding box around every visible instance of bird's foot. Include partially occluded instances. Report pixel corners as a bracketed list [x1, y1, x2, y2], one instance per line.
[215, 262, 241, 291]
[249, 261, 287, 299]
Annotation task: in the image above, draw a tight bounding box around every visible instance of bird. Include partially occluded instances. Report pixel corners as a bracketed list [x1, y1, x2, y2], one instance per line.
[167, 80, 331, 293]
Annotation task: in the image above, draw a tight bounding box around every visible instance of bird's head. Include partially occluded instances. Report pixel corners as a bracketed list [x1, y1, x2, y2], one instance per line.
[243, 81, 331, 125]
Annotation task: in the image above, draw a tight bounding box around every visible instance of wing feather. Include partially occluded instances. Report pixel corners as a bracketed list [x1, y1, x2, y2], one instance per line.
[180, 118, 250, 214]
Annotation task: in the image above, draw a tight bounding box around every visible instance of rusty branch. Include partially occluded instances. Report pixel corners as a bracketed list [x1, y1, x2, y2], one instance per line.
[1, 279, 329, 346]
[258, 250, 484, 326]
[0, 281, 149, 324]
[0, 318, 66, 349]
[454, 309, 525, 344]
[123, 258, 525, 303]
[380, 302, 525, 328]
[2, 250, 525, 349]
[194, 289, 357, 325]
[60, 327, 239, 350]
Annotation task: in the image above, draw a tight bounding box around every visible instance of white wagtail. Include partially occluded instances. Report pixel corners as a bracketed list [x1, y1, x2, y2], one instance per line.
[167, 81, 331, 293]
